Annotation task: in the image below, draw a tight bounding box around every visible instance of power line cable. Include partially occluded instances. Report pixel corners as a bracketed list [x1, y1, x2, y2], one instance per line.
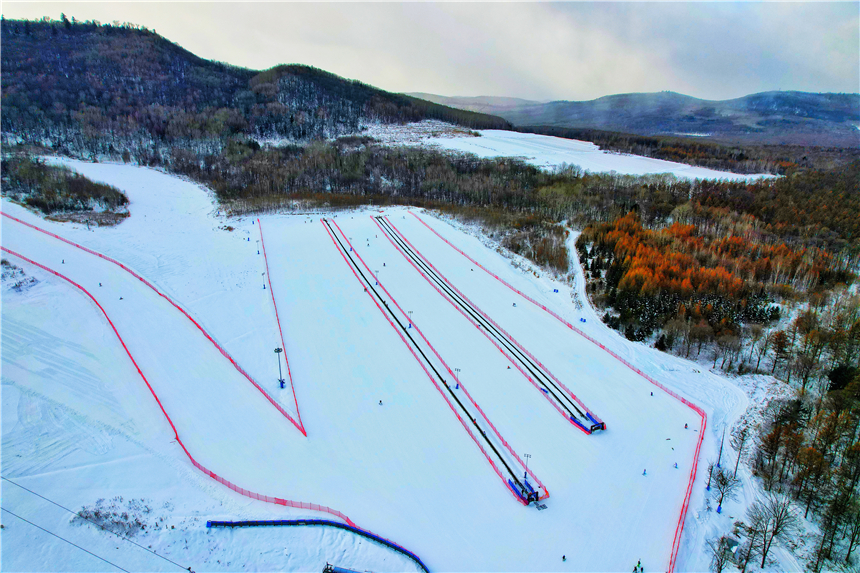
[1, 476, 190, 571]
[1, 506, 130, 572]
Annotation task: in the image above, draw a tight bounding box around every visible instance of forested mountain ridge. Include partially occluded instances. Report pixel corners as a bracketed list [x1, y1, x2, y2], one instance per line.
[414, 90, 860, 148]
[0, 18, 510, 151]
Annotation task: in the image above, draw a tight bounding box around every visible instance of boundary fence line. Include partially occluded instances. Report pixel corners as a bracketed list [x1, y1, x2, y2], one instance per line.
[257, 218, 305, 435]
[409, 211, 706, 573]
[2, 213, 304, 435]
[1, 246, 355, 525]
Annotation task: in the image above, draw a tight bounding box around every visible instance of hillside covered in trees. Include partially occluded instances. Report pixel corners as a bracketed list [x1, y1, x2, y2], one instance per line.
[0, 17, 510, 153]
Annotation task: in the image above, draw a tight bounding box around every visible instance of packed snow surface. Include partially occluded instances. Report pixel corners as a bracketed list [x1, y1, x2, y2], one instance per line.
[372, 122, 773, 181]
[2, 158, 761, 571]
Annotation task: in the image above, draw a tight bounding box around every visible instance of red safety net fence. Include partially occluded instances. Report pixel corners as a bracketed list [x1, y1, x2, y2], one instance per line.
[409, 212, 706, 573]
[2, 213, 305, 436]
[331, 219, 549, 500]
[257, 218, 305, 434]
[321, 219, 530, 506]
[1, 247, 354, 527]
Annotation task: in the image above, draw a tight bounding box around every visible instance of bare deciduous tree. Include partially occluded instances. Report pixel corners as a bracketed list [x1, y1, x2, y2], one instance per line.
[707, 536, 733, 573]
[747, 493, 799, 568]
[713, 466, 741, 511]
[732, 424, 749, 479]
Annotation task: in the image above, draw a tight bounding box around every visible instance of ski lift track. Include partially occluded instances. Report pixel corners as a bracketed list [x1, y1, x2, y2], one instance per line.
[374, 215, 599, 430]
[321, 218, 538, 503]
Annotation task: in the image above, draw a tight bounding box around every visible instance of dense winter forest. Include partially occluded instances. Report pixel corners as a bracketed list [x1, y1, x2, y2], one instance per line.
[518, 125, 860, 175]
[0, 17, 509, 148]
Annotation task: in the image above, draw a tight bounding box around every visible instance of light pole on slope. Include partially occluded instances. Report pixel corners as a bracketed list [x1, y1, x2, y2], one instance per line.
[274, 347, 285, 388]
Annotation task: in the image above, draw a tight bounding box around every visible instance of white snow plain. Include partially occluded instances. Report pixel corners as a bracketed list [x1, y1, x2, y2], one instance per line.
[371, 123, 774, 182]
[2, 158, 763, 572]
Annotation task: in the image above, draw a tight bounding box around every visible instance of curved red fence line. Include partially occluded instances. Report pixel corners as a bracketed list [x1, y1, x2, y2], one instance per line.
[381, 216, 601, 428]
[410, 211, 706, 573]
[257, 218, 305, 435]
[331, 219, 548, 499]
[2, 212, 304, 436]
[321, 220, 526, 506]
[1, 247, 354, 527]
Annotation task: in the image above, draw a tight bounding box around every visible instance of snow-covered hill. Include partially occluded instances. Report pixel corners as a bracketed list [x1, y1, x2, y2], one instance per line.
[363, 122, 775, 181]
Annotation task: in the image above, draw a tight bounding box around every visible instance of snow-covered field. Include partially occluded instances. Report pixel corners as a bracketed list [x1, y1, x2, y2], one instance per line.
[365, 122, 774, 182]
[1, 158, 783, 572]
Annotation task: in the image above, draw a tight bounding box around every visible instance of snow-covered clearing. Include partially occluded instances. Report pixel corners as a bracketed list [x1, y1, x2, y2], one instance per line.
[363, 121, 774, 182]
[1, 157, 784, 571]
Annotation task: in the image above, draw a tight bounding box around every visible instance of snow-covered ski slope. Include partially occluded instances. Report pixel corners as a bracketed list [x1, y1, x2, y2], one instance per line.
[423, 129, 774, 181]
[1, 158, 743, 571]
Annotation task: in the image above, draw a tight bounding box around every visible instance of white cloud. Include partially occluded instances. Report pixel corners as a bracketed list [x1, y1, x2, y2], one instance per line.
[2, 1, 856, 101]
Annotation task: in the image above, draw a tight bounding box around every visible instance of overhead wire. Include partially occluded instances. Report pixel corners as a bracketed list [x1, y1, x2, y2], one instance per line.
[2, 476, 190, 571]
[1, 506, 130, 572]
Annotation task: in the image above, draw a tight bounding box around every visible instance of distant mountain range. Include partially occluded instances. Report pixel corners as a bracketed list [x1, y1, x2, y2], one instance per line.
[408, 91, 860, 148]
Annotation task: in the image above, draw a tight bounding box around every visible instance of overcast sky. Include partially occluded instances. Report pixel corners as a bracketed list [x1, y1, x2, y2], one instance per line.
[3, 1, 858, 101]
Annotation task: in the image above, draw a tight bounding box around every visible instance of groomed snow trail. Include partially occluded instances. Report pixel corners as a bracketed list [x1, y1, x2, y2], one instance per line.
[1, 158, 745, 571]
[400, 211, 706, 571]
[258, 218, 305, 434]
[1, 270, 419, 572]
[0, 228, 352, 525]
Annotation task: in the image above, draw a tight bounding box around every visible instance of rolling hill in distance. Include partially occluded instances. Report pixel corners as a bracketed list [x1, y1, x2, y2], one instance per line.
[409, 91, 860, 148]
[0, 19, 510, 149]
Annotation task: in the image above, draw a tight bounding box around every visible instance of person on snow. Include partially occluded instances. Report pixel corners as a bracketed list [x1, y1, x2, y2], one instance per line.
[379, 400, 383, 405]
[562, 555, 566, 562]
[685, 423, 688, 429]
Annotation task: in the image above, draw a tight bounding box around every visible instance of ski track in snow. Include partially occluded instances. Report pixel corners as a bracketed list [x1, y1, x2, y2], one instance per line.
[1, 157, 762, 572]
